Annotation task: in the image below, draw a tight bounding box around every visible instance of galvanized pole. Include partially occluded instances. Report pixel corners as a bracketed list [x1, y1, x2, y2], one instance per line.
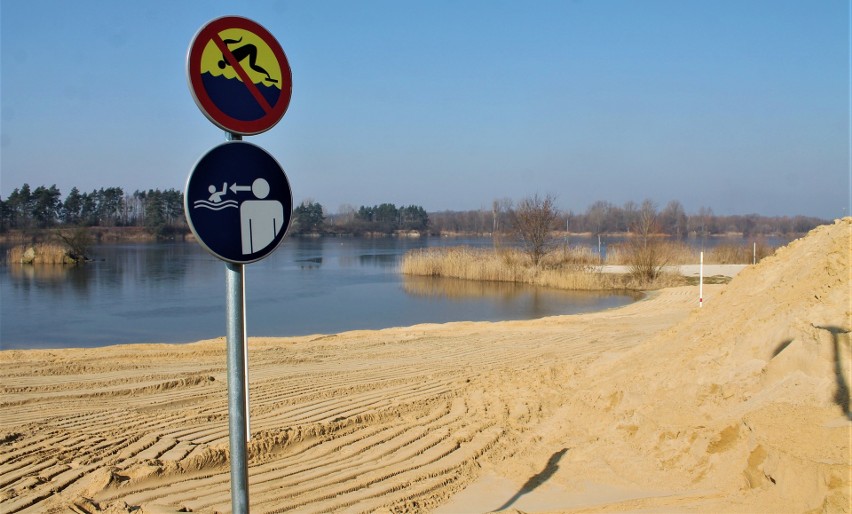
[225, 132, 250, 514]
[227, 133, 252, 441]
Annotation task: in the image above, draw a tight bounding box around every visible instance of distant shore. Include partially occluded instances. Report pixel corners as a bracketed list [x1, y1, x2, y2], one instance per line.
[0, 226, 174, 245]
[0, 224, 810, 247]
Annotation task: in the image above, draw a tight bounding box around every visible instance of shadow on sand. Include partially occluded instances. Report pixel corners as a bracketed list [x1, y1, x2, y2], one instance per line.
[815, 325, 851, 420]
[495, 448, 569, 511]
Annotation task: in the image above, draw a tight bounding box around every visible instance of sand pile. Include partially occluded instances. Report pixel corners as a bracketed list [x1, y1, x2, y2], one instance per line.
[602, 218, 850, 506]
[444, 218, 850, 513]
[0, 219, 848, 513]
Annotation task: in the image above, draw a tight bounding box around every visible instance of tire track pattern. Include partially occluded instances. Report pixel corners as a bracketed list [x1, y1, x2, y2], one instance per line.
[0, 288, 703, 513]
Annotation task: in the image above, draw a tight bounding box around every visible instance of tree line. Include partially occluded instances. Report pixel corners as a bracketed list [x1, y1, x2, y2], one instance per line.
[295, 198, 825, 238]
[1, 183, 828, 240]
[1, 184, 186, 237]
[564, 200, 826, 238]
[293, 201, 429, 235]
[430, 198, 827, 238]
[0, 185, 430, 239]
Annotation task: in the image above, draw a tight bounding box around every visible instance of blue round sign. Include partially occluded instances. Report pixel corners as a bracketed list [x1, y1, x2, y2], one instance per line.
[185, 141, 292, 264]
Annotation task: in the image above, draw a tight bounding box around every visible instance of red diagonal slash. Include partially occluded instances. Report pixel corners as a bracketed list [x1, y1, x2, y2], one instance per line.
[211, 34, 274, 113]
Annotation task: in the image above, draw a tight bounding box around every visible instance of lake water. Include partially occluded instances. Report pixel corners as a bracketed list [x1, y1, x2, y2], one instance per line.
[1, 237, 640, 350]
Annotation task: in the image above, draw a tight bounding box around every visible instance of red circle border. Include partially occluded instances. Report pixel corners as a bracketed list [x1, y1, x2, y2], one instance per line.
[187, 16, 292, 135]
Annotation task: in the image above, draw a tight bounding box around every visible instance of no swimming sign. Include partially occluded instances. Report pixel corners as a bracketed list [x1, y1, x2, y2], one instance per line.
[187, 16, 292, 135]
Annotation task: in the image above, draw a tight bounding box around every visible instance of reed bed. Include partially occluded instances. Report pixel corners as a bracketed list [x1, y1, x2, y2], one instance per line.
[708, 241, 774, 264]
[400, 246, 681, 291]
[606, 240, 776, 265]
[606, 241, 695, 265]
[400, 239, 769, 291]
[6, 243, 73, 264]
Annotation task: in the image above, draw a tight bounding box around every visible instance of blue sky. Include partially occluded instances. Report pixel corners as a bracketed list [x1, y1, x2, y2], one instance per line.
[1, 0, 849, 218]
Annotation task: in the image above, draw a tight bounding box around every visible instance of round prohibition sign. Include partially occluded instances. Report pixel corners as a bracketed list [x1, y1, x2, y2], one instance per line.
[187, 16, 292, 135]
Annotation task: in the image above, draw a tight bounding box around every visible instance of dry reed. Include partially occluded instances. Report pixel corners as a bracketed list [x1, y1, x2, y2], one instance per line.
[707, 241, 774, 264]
[400, 246, 678, 291]
[607, 241, 697, 265]
[607, 240, 775, 265]
[6, 243, 72, 265]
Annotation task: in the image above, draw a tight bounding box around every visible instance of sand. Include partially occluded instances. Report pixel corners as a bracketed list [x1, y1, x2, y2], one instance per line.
[1, 219, 849, 514]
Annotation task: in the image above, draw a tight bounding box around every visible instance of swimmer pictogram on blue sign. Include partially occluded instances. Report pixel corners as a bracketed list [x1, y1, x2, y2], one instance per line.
[184, 141, 292, 264]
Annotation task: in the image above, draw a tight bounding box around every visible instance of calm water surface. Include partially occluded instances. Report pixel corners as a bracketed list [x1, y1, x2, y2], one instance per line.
[1, 237, 639, 349]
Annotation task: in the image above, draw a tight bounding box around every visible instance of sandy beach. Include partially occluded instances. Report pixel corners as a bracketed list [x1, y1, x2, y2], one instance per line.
[1, 219, 849, 514]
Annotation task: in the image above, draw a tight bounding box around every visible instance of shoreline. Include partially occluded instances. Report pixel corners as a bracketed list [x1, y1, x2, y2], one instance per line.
[0, 225, 807, 245]
[1, 285, 715, 511]
[0, 220, 848, 513]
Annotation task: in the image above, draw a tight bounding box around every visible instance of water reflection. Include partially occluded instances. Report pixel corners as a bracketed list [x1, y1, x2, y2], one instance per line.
[402, 275, 638, 319]
[6, 263, 94, 299]
[1, 239, 637, 349]
[403, 275, 536, 300]
[8, 263, 72, 283]
[358, 253, 399, 268]
[296, 257, 323, 269]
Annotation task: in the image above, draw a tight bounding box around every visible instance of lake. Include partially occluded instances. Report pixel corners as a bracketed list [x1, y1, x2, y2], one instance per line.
[1, 237, 642, 350]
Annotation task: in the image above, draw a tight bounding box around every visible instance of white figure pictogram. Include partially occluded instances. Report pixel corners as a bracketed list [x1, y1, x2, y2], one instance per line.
[240, 178, 284, 254]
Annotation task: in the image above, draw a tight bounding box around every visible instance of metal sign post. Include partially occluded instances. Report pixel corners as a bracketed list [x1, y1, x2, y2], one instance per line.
[225, 261, 249, 513]
[186, 16, 293, 513]
[224, 132, 250, 514]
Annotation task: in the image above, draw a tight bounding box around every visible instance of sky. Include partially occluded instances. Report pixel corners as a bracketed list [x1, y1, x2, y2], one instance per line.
[1, 0, 849, 219]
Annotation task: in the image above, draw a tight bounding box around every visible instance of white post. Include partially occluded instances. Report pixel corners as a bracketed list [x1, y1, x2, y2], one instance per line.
[753, 242, 756, 265]
[699, 251, 704, 308]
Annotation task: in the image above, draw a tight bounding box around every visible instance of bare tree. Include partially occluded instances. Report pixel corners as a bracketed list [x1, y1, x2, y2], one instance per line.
[491, 197, 513, 233]
[55, 227, 92, 263]
[335, 204, 356, 225]
[636, 199, 658, 248]
[621, 200, 638, 233]
[511, 194, 560, 266]
[660, 200, 687, 239]
[629, 199, 665, 282]
[586, 200, 614, 235]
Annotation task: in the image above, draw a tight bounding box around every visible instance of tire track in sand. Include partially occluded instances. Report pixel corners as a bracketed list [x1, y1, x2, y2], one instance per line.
[0, 287, 702, 513]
